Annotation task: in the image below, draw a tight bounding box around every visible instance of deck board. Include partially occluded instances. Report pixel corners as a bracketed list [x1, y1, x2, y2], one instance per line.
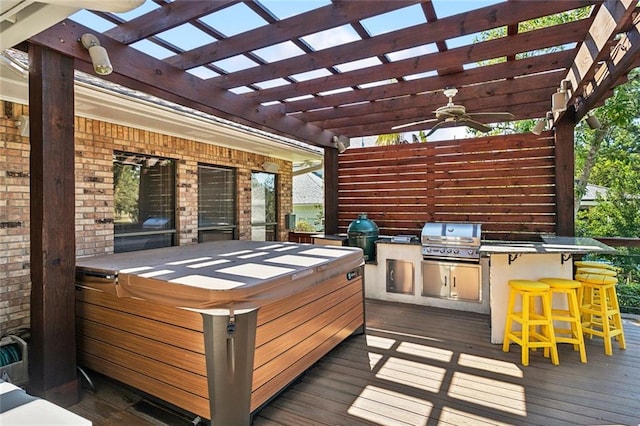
[252, 299, 640, 426]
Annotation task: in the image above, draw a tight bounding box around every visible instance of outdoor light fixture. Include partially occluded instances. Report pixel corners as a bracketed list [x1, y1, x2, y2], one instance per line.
[531, 118, 546, 135]
[15, 115, 29, 137]
[586, 114, 601, 129]
[80, 33, 113, 76]
[546, 111, 554, 129]
[262, 161, 279, 173]
[551, 79, 572, 113]
[332, 135, 350, 153]
[531, 111, 554, 135]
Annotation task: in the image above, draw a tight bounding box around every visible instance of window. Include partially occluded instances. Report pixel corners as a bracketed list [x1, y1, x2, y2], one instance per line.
[251, 171, 277, 241]
[198, 164, 237, 242]
[113, 152, 176, 253]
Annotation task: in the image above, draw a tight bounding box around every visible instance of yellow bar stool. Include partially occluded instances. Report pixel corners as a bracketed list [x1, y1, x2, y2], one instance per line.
[576, 267, 617, 277]
[574, 260, 618, 271]
[575, 264, 617, 312]
[503, 280, 559, 366]
[539, 278, 587, 363]
[575, 267, 617, 309]
[574, 272, 626, 356]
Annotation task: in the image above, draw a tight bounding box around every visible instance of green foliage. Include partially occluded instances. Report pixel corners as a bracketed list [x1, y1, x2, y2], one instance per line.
[475, 7, 592, 62]
[617, 283, 640, 314]
[375, 133, 403, 146]
[295, 220, 316, 232]
[575, 68, 640, 239]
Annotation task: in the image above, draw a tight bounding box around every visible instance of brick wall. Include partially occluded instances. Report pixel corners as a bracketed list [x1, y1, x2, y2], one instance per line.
[0, 100, 293, 333]
[0, 102, 30, 332]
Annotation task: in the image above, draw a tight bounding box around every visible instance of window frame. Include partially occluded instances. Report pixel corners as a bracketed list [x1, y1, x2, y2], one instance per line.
[197, 163, 238, 242]
[112, 151, 177, 253]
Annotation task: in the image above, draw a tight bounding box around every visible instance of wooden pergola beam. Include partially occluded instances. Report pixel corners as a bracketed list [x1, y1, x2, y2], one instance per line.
[296, 71, 563, 125]
[218, 1, 592, 90]
[565, 0, 638, 120]
[281, 49, 576, 114]
[105, 0, 240, 44]
[28, 44, 80, 405]
[575, 11, 640, 120]
[246, 19, 592, 104]
[165, 1, 420, 70]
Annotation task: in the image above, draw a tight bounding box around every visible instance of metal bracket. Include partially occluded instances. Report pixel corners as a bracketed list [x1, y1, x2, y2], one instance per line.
[227, 313, 236, 337]
[561, 253, 572, 264]
[508, 253, 521, 265]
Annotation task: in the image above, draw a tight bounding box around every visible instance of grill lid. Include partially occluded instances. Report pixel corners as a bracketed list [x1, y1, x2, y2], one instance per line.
[421, 223, 482, 247]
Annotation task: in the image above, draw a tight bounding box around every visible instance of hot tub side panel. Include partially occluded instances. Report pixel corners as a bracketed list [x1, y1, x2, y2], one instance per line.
[251, 266, 364, 410]
[75, 286, 210, 417]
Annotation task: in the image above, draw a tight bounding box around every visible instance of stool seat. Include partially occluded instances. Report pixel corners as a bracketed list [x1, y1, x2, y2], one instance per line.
[574, 261, 617, 271]
[502, 280, 558, 366]
[539, 277, 581, 289]
[575, 273, 617, 285]
[508, 279, 550, 291]
[576, 267, 617, 277]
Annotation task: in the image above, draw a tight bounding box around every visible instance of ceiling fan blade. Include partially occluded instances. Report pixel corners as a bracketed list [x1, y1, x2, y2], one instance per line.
[425, 120, 457, 136]
[466, 112, 514, 122]
[391, 118, 439, 130]
[460, 117, 492, 133]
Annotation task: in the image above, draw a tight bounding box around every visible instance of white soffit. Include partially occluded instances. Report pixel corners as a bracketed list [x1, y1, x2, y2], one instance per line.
[0, 1, 144, 51]
[0, 61, 322, 163]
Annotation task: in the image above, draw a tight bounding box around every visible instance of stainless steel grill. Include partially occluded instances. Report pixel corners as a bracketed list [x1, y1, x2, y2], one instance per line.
[421, 222, 482, 262]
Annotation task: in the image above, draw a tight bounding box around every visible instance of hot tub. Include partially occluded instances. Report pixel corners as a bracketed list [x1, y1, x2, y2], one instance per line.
[75, 241, 364, 425]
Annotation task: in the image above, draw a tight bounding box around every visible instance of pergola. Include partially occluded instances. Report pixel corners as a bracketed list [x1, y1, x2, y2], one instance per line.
[2, 0, 639, 406]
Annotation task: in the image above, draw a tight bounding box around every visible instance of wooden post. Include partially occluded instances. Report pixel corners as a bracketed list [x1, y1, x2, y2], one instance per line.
[324, 147, 339, 235]
[28, 43, 80, 406]
[554, 107, 575, 237]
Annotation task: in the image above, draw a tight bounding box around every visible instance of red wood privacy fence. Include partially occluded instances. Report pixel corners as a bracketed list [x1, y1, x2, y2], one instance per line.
[337, 133, 557, 241]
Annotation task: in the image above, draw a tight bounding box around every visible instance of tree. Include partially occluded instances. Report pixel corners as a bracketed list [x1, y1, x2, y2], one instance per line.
[113, 162, 140, 222]
[574, 68, 640, 213]
[375, 133, 404, 145]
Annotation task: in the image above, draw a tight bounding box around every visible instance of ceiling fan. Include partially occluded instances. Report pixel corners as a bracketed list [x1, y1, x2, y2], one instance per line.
[392, 87, 514, 136]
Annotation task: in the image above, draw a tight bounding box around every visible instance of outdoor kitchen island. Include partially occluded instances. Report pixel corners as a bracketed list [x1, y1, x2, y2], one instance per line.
[480, 236, 616, 343]
[364, 231, 615, 344]
[74, 241, 365, 425]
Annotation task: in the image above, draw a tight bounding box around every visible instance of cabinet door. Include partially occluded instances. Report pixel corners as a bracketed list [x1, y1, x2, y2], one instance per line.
[421, 261, 449, 298]
[450, 264, 480, 301]
[386, 259, 414, 294]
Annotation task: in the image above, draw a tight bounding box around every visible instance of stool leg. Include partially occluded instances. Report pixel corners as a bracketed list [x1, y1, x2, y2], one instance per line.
[521, 293, 530, 366]
[581, 284, 593, 330]
[503, 289, 517, 353]
[596, 286, 613, 356]
[541, 291, 559, 365]
[567, 289, 587, 363]
[607, 286, 626, 350]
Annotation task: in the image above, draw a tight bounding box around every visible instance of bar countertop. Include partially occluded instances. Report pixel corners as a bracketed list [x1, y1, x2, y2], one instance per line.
[479, 236, 616, 255]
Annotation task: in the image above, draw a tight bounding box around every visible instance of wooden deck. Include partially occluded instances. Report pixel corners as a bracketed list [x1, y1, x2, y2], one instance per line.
[69, 299, 640, 425]
[254, 300, 640, 426]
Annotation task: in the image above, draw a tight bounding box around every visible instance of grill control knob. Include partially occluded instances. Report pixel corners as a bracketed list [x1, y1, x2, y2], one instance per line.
[439, 248, 446, 253]
[453, 249, 459, 254]
[468, 249, 475, 255]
